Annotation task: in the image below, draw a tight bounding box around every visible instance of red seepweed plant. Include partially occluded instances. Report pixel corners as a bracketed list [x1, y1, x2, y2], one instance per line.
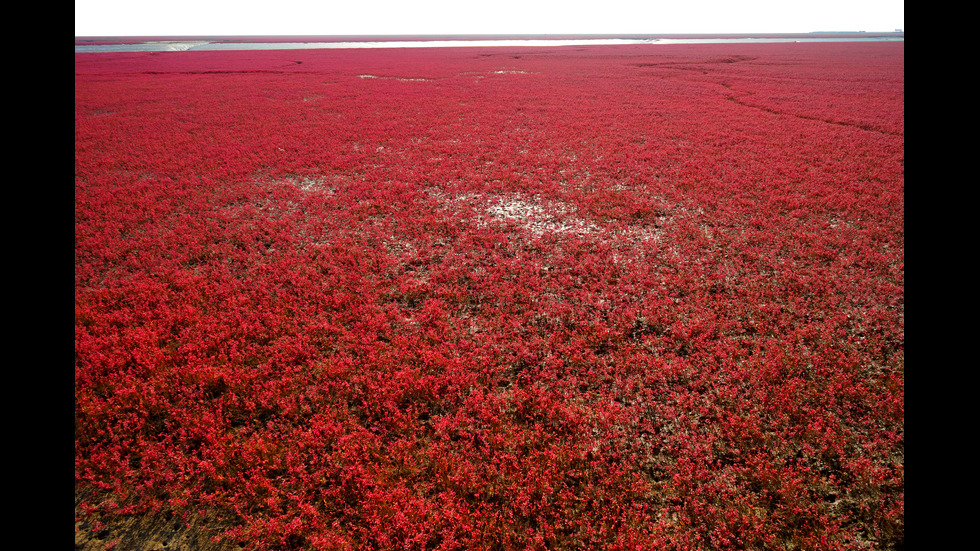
[76, 41, 903, 550]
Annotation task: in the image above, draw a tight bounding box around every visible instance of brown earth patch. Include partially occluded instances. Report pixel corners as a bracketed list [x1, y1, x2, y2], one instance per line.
[75, 490, 242, 551]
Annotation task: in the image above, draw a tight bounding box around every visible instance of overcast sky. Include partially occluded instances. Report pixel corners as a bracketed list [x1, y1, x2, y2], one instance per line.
[75, 0, 905, 37]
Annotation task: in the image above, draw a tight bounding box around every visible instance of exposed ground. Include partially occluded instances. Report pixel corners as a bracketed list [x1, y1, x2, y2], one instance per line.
[75, 489, 241, 551]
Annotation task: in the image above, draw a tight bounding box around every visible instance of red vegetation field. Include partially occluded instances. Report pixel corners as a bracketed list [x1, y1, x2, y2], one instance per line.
[75, 42, 904, 550]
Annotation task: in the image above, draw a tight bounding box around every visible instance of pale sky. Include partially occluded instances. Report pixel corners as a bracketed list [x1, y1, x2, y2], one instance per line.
[74, 0, 905, 37]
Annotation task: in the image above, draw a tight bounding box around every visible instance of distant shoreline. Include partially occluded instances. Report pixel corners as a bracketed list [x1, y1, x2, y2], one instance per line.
[74, 32, 904, 46]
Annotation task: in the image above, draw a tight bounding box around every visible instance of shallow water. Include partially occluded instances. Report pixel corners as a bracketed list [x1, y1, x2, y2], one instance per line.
[75, 36, 903, 53]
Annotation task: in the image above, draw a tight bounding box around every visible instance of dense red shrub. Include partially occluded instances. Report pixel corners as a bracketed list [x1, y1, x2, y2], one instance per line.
[76, 41, 904, 550]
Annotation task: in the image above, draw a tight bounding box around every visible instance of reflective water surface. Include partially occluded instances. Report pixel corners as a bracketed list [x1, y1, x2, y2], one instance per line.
[75, 36, 903, 53]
